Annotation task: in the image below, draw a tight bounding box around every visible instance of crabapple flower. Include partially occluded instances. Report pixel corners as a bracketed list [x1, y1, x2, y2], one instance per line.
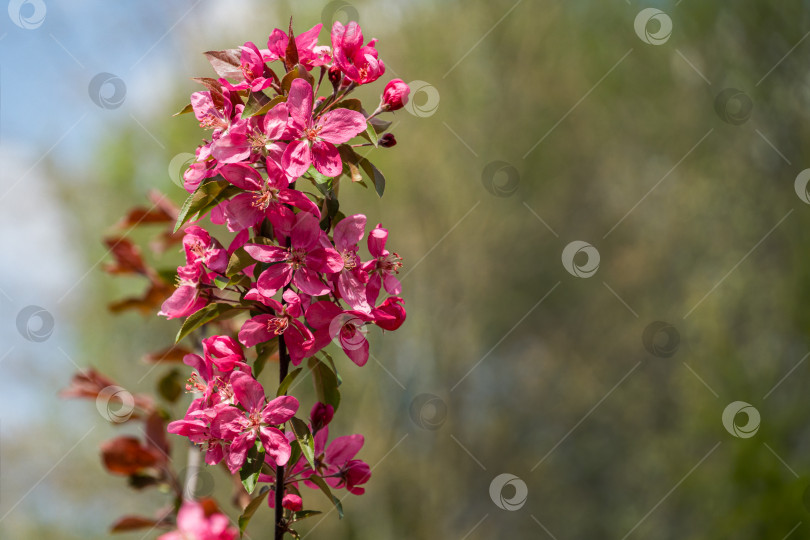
[282, 78, 367, 178]
[213, 371, 298, 473]
[363, 223, 403, 305]
[201, 335, 246, 372]
[381, 79, 410, 111]
[331, 21, 385, 85]
[371, 296, 406, 331]
[183, 226, 227, 273]
[244, 211, 343, 297]
[308, 427, 371, 495]
[158, 501, 237, 540]
[264, 24, 330, 68]
[306, 300, 373, 366]
[332, 214, 371, 312]
[158, 264, 208, 319]
[239, 289, 314, 365]
[223, 42, 274, 93]
[220, 161, 319, 232]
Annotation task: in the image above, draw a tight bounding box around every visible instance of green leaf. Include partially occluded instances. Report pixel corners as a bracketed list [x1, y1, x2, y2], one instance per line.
[308, 357, 341, 412]
[291, 510, 322, 523]
[238, 485, 270, 535]
[240, 441, 266, 494]
[241, 91, 282, 119]
[288, 417, 316, 470]
[320, 351, 343, 387]
[369, 116, 392, 134]
[333, 98, 363, 113]
[358, 158, 386, 198]
[156, 369, 183, 403]
[176, 303, 240, 343]
[173, 102, 194, 117]
[226, 247, 257, 277]
[254, 338, 279, 377]
[174, 177, 233, 233]
[308, 166, 332, 185]
[281, 65, 314, 94]
[309, 476, 344, 519]
[359, 122, 378, 147]
[277, 367, 303, 396]
[287, 439, 303, 472]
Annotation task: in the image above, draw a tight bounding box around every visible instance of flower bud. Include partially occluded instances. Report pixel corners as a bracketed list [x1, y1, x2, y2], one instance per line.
[379, 133, 397, 148]
[310, 402, 335, 432]
[381, 79, 410, 111]
[328, 65, 343, 90]
[282, 494, 303, 512]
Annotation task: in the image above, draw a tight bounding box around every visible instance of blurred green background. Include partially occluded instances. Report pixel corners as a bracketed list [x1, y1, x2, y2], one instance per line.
[2, 0, 810, 538]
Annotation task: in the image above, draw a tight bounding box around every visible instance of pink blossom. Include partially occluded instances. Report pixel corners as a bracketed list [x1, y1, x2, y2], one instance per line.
[223, 42, 274, 93]
[238, 289, 314, 365]
[308, 426, 370, 495]
[305, 300, 373, 366]
[331, 214, 370, 312]
[158, 264, 208, 320]
[281, 78, 367, 178]
[219, 161, 319, 232]
[213, 371, 298, 473]
[244, 211, 343, 297]
[264, 24, 331, 69]
[158, 501, 237, 540]
[183, 226, 228, 273]
[362, 224, 402, 305]
[202, 335, 246, 372]
[381, 79, 410, 111]
[371, 296, 406, 331]
[331, 22, 385, 85]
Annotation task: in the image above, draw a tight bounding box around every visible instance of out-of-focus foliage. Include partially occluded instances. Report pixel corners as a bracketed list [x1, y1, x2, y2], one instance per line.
[5, 0, 810, 538]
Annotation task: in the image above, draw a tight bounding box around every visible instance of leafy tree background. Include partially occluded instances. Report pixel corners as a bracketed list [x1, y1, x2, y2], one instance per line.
[1, 0, 810, 538]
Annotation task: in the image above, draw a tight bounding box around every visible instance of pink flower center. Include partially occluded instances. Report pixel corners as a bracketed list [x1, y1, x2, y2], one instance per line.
[380, 252, 403, 274]
[247, 410, 262, 430]
[252, 189, 279, 211]
[341, 249, 357, 270]
[267, 316, 289, 335]
[248, 129, 268, 151]
[240, 62, 255, 82]
[185, 373, 207, 393]
[200, 114, 227, 131]
[289, 248, 308, 269]
[305, 126, 322, 142]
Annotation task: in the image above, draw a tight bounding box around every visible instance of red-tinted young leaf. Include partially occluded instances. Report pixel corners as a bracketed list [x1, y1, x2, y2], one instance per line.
[191, 77, 226, 110]
[102, 237, 147, 275]
[204, 49, 244, 79]
[101, 436, 162, 476]
[110, 515, 161, 533]
[108, 281, 175, 316]
[284, 19, 299, 71]
[142, 344, 193, 364]
[143, 411, 170, 460]
[60, 367, 119, 400]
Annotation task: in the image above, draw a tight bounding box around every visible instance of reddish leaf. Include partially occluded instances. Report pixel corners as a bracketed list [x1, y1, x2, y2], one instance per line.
[110, 515, 160, 533]
[191, 77, 226, 110]
[60, 367, 119, 400]
[142, 344, 193, 364]
[108, 281, 174, 315]
[101, 436, 161, 476]
[102, 237, 147, 275]
[204, 49, 245, 79]
[284, 19, 299, 71]
[144, 412, 170, 460]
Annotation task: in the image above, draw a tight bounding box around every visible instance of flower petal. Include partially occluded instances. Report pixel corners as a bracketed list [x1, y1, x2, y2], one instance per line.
[317, 109, 368, 144]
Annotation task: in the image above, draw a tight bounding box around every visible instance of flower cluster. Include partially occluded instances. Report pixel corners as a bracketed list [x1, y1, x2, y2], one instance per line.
[64, 19, 410, 539]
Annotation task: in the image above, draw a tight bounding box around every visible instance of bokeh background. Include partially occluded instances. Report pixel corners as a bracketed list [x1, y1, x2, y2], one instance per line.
[2, 0, 810, 538]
